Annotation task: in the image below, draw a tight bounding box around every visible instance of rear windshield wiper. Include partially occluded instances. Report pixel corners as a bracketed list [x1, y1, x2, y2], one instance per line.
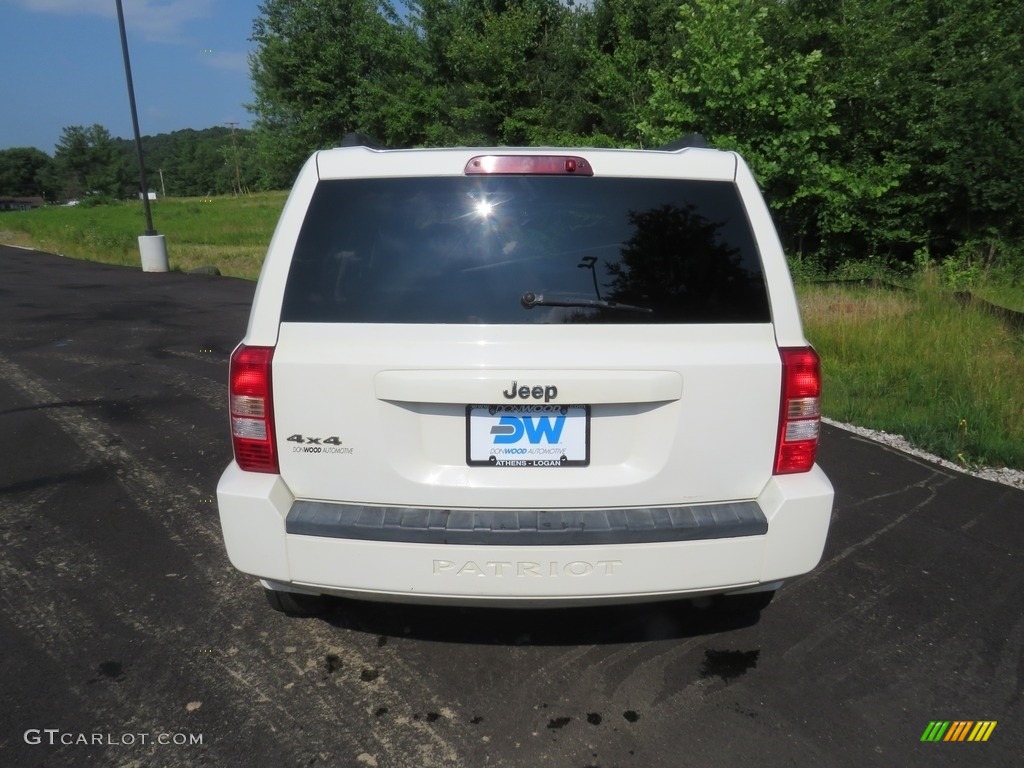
[520, 291, 654, 314]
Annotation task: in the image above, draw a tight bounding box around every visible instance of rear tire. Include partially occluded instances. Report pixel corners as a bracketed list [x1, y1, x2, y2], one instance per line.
[264, 587, 330, 616]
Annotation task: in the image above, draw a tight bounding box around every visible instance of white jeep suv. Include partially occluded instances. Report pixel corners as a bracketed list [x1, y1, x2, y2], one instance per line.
[216, 138, 834, 615]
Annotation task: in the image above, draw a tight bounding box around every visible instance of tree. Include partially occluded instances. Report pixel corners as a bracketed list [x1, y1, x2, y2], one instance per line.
[54, 124, 131, 199]
[248, 0, 417, 187]
[410, 0, 595, 145]
[585, 0, 681, 146]
[243, 0, 1024, 270]
[641, 0, 837, 162]
[775, 0, 1024, 266]
[640, 0, 864, 259]
[249, 0, 603, 164]
[0, 147, 57, 199]
[917, 0, 1024, 264]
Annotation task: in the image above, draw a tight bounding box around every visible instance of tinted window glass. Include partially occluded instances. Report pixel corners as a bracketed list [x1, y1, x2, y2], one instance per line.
[282, 176, 770, 323]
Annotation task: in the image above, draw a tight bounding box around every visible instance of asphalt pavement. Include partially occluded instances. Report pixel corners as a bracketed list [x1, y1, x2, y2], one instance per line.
[1, 244, 1021, 767]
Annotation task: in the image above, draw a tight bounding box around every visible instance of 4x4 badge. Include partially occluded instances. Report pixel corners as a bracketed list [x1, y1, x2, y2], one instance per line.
[502, 381, 558, 402]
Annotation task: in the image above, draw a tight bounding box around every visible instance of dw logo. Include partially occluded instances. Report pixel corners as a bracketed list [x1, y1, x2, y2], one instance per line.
[490, 416, 566, 445]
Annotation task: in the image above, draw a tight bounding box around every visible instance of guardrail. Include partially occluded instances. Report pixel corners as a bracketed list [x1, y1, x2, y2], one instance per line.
[953, 292, 1024, 331]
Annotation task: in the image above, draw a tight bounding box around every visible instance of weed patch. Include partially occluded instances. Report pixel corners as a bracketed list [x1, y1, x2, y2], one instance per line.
[0, 192, 286, 279]
[799, 280, 1024, 470]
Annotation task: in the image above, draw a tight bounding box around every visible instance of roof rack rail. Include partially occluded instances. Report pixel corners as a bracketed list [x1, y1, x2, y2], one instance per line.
[655, 134, 709, 151]
[340, 132, 385, 149]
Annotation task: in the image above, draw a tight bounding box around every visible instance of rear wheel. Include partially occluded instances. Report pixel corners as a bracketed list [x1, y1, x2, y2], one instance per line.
[264, 587, 330, 616]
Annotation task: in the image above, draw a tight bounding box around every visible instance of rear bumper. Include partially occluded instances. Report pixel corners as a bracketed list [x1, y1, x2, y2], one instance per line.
[216, 462, 833, 604]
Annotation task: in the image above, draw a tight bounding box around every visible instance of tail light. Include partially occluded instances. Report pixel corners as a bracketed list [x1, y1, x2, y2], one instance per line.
[229, 345, 278, 473]
[774, 347, 822, 474]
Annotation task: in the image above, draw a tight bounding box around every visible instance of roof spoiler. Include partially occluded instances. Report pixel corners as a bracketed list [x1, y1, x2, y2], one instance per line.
[655, 134, 709, 151]
[339, 132, 385, 149]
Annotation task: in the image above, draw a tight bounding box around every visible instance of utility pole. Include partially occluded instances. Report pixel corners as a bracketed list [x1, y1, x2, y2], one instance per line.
[158, 168, 166, 198]
[225, 121, 242, 195]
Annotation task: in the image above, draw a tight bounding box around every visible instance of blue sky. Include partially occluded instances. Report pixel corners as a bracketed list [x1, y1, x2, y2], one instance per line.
[0, 0, 262, 154]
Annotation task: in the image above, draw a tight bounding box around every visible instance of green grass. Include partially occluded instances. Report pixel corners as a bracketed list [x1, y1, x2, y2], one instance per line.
[0, 192, 287, 279]
[798, 277, 1024, 470]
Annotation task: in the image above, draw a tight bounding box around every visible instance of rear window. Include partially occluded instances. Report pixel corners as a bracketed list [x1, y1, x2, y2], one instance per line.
[281, 176, 770, 324]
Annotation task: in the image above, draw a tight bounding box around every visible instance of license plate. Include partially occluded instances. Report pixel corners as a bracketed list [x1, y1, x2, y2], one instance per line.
[466, 404, 590, 467]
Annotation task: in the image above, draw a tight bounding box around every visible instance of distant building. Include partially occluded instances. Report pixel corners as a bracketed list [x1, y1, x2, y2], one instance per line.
[138, 191, 157, 201]
[0, 196, 44, 212]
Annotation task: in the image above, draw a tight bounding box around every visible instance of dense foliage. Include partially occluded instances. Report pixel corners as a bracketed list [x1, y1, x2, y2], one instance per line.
[0, 126, 259, 202]
[0, 147, 58, 200]
[118, 126, 261, 197]
[53, 124, 132, 201]
[247, 0, 1024, 271]
[6, 0, 1021, 272]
